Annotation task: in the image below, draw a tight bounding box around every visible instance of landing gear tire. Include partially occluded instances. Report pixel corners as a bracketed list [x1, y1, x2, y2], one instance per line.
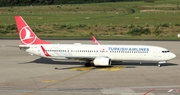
[158, 64, 161, 67]
[140, 62, 142, 64]
[85, 62, 91, 67]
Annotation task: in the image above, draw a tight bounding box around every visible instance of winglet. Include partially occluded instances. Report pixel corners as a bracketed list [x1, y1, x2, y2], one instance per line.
[15, 16, 51, 45]
[92, 36, 100, 45]
[40, 46, 50, 56]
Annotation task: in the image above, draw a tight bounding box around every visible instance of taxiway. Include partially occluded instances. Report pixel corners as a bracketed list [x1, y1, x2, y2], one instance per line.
[0, 40, 180, 95]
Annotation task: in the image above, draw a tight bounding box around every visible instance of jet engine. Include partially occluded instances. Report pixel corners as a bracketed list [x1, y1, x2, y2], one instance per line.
[93, 57, 111, 66]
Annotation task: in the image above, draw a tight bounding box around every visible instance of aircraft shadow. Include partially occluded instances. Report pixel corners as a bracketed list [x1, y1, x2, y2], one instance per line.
[113, 61, 178, 67]
[19, 57, 84, 65]
[19, 57, 178, 67]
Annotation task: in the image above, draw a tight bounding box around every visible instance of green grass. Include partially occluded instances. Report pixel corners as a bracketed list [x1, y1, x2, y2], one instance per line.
[0, 0, 180, 40]
[1, 10, 180, 26]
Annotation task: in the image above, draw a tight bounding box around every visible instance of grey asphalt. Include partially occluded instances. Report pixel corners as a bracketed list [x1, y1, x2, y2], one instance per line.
[0, 40, 180, 95]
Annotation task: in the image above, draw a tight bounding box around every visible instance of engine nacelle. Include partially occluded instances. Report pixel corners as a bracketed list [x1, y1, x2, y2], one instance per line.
[93, 57, 111, 66]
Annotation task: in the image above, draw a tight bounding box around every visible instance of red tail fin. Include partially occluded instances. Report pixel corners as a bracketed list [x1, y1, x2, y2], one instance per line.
[92, 36, 100, 45]
[15, 16, 51, 45]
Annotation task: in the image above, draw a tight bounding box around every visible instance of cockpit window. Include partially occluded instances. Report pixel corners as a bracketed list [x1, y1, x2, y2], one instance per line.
[162, 50, 170, 53]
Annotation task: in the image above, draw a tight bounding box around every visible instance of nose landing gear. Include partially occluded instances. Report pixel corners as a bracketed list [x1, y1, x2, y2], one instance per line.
[158, 61, 167, 67]
[158, 64, 161, 67]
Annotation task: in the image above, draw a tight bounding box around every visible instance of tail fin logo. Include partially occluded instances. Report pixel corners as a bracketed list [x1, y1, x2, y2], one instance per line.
[20, 26, 37, 45]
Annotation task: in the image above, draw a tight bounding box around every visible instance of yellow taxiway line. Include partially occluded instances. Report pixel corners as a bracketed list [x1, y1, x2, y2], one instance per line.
[99, 66, 126, 71]
[24, 70, 91, 95]
[70, 66, 126, 71]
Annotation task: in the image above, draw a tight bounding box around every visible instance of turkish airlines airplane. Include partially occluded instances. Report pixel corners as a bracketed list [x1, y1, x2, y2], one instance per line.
[15, 16, 176, 67]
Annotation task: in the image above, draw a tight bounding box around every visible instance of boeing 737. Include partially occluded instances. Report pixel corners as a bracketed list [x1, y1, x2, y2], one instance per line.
[15, 16, 176, 67]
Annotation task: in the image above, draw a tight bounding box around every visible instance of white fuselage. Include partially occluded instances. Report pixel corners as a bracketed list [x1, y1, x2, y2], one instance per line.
[20, 44, 176, 62]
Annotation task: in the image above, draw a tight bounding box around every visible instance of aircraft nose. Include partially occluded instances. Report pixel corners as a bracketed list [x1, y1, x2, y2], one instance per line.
[170, 53, 176, 59]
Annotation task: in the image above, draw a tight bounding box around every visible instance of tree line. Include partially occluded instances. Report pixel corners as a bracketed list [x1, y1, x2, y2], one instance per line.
[0, 0, 148, 7]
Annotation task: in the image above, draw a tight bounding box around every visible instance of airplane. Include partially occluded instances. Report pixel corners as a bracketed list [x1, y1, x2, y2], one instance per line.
[15, 16, 176, 67]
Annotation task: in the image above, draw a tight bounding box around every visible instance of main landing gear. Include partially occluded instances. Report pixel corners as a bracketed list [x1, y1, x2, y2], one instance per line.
[85, 61, 93, 67]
